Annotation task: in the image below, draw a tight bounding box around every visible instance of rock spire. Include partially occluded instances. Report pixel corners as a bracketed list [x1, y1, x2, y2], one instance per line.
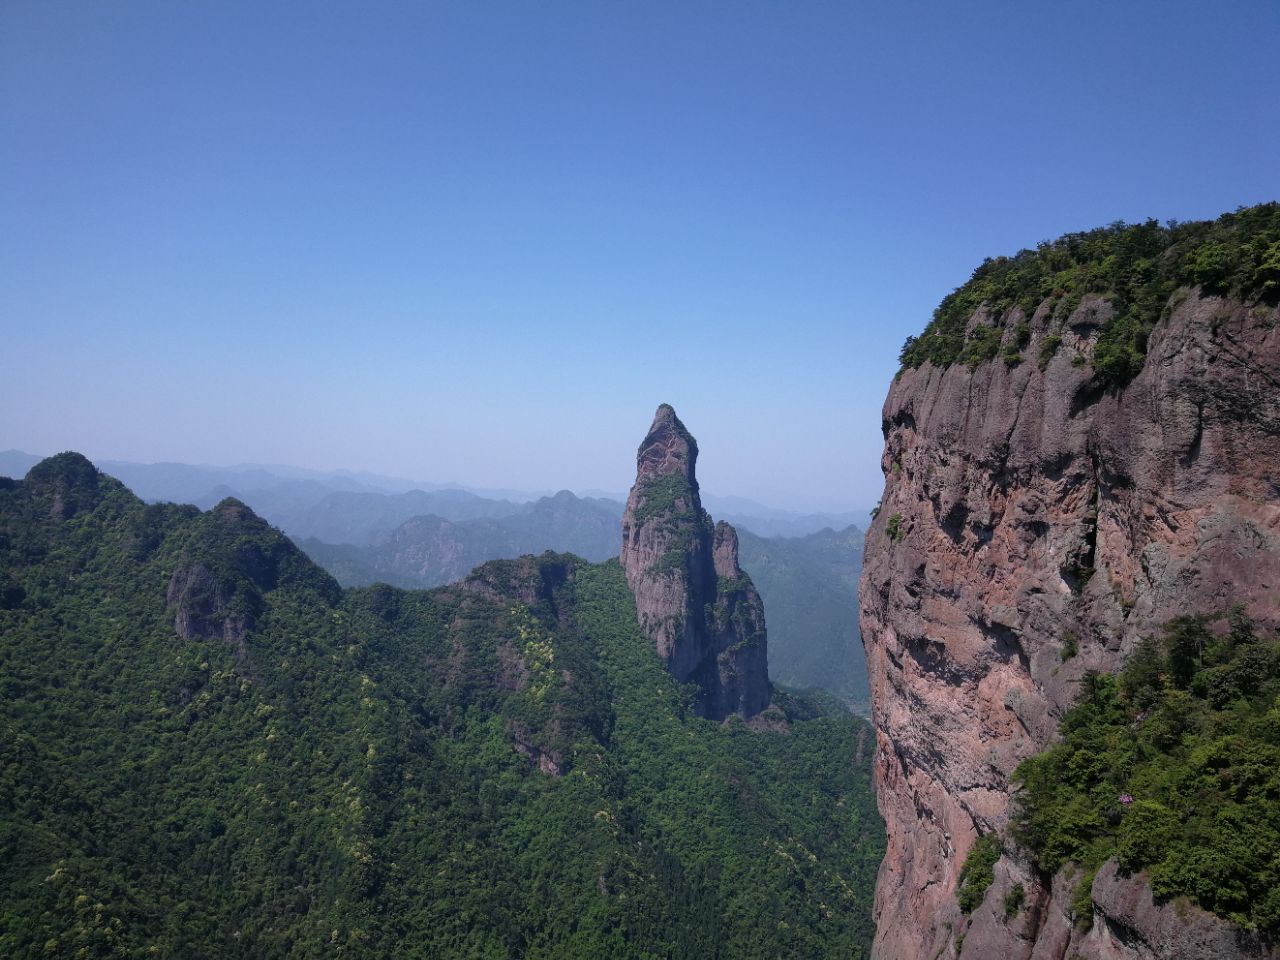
[619, 404, 770, 719]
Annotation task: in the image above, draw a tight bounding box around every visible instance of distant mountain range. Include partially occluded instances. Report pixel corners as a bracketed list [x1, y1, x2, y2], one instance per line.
[0, 451, 871, 539]
[0, 450, 870, 706]
[299, 491, 624, 588]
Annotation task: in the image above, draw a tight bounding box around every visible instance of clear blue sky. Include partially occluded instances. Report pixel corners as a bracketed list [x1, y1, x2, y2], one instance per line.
[3, 1, 1277, 511]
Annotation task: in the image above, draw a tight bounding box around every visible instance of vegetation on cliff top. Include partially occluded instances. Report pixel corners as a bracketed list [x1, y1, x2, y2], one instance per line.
[899, 202, 1280, 382]
[1012, 610, 1280, 936]
[0, 457, 884, 958]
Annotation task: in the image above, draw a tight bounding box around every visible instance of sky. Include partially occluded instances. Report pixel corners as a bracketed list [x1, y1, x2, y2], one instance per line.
[3, 1, 1278, 512]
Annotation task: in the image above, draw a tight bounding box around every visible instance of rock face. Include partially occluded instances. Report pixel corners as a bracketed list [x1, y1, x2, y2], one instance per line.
[860, 291, 1280, 958]
[620, 404, 770, 719]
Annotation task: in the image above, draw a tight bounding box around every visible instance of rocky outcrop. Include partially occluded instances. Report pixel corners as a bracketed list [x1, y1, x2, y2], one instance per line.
[861, 291, 1280, 958]
[620, 404, 770, 719]
[167, 498, 341, 668]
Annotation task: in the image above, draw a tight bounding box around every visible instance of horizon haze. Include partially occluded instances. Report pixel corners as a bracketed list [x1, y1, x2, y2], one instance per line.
[4, 1, 1279, 511]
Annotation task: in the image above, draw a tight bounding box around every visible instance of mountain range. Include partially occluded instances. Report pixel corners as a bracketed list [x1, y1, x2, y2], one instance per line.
[0, 429, 883, 956]
[0, 451, 872, 707]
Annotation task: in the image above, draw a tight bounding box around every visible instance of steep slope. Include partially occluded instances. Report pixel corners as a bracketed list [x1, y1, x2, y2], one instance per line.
[861, 205, 1280, 959]
[1, 453, 883, 958]
[737, 525, 868, 711]
[619, 405, 770, 719]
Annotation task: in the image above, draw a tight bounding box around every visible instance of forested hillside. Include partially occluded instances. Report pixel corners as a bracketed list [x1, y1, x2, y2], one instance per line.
[737, 525, 867, 712]
[0, 454, 883, 958]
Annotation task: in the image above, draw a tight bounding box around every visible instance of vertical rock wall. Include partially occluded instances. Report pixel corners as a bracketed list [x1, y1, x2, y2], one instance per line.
[860, 292, 1280, 959]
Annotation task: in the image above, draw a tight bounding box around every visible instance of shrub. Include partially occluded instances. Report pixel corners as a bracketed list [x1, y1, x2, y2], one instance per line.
[1003, 882, 1026, 921]
[897, 204, 1280, 384]
[1012, 611, 1280, 936]
[957, 833, 1002, 913]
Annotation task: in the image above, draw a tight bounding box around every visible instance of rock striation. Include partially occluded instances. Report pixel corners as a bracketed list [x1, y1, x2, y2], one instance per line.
[861, 288, 1280, 958]
[620, 404, 770, 719]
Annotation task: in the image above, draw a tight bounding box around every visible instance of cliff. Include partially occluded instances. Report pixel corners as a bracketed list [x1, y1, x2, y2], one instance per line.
[861, 209, 1280, 959]
[620, 404, 771, 719]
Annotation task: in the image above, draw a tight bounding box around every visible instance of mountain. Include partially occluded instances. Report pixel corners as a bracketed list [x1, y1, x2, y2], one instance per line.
[274, 488, 529, 546]
[862, 204, 1280, 959]
[619, 405, 770, 720]
[736, 525, 867, 712]
[298, 490, 624, 588]
[298, 494, 870, 710]
[705, 493, 870, 539]
[0, 451, 41, 480]
[0, 451, 883, 957]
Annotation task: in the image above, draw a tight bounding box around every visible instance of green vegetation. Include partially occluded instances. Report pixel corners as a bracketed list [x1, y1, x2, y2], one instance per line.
[1012, 610, 1280, 936]
[0, 457, 884, 958]
[956, 833, 1001, 914]
[1037, 334, 1063, 369]
[1002, 883, 1025, 921]
[885, 513, 903, 542]
[736, 525, 868, 712]
[899, 203, 1280, 383]
[630, 471, 698, 528]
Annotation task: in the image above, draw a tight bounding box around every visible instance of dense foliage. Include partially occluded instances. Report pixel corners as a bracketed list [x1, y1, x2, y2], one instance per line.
[899, 202, 1280, 381]
[1012, 610, 1280, 935]
[0, 456, 884, 958]
[955, 833, 1001, 914]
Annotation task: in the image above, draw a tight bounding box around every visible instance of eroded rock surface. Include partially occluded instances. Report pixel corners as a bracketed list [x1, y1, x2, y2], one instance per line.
[860, 292, 1280, 959]
[620, 404, 770, 719]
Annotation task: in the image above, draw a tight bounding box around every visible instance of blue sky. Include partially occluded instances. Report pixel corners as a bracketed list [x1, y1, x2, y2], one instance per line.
[3, 1, 1277, 511]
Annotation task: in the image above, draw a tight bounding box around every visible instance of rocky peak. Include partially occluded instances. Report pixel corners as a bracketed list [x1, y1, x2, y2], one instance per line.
[620, 405, 769, 719]
[25, 452, 107, 520]
[636, 403, 698, 478]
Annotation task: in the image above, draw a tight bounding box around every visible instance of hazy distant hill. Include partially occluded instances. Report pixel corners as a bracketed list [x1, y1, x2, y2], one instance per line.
[267, 488, 529, 545]
[736, 525, 868, 712]
[300, 490, 624, 588]
[0, 452, 870, 539]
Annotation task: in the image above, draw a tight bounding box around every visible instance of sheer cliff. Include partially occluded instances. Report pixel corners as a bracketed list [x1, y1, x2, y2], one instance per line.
[620, 404, 771, 719]
[861, 206, 1280, 959]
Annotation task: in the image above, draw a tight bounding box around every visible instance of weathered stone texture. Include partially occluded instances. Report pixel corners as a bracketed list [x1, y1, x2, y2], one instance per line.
[621, 405, 770, 719]
[861, 292, 1280, 959]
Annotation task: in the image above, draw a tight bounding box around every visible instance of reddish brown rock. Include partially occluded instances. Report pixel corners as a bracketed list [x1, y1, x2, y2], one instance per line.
[620, 404, 770, 719]
[860, 292, 1280, 959]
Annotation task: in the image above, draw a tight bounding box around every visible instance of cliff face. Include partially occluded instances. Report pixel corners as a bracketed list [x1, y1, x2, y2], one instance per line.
[861, 291, 1280, 959]
[620, 404, 770, 719]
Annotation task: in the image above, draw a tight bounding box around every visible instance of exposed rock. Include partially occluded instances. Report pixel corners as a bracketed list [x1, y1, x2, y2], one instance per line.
[461, 552, 578, 629]
[166, 562, 253, 645]
[620, 404, 770, 719]
[509, 723, 566, 776]
[861, 292, 1280, 959]
[166, 498, 341, 673]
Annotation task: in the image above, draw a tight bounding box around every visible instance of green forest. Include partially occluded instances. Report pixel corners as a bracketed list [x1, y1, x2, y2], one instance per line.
[0, 454, 883, 958]
[899, 201, 1280, 381]
[1012, 610, 1280, 936]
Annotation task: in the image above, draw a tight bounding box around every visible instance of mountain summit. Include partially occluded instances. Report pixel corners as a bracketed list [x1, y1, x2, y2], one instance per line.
[619, 404, 770, 719]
